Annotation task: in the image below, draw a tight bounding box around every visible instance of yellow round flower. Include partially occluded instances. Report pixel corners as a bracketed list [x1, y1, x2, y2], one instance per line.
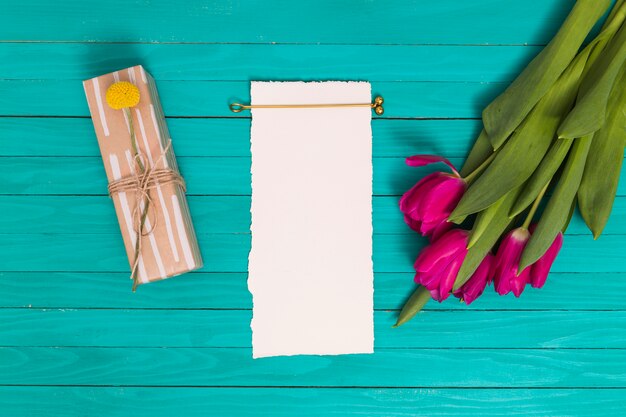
[105, 81, 140, 110]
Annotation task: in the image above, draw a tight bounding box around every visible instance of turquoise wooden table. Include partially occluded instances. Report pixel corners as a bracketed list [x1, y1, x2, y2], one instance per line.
[1, 1, 625, 415]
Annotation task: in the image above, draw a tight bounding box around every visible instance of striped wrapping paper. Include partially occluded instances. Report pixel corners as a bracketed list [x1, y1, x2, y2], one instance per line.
[83, 65, 202, 285]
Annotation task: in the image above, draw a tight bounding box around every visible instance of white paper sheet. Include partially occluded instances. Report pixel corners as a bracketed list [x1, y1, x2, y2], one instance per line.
[248, 81, 374, 358]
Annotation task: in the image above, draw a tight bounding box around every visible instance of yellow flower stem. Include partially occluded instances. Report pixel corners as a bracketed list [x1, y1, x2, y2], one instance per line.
[522, 182, 550, 230]
[124, 108, 145, 172]
[124, 106, 150, 291]
[463, 150, 498, 185]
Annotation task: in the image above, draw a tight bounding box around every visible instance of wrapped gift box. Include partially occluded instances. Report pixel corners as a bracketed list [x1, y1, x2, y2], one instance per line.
[83, 65, 202, 286]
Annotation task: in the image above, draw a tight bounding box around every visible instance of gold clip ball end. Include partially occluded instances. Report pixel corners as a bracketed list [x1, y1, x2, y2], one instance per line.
[373, 96, 384, 115]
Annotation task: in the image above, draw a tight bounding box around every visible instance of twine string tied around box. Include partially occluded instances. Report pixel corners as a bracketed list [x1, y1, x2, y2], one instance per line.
[107, 139, 186, 289]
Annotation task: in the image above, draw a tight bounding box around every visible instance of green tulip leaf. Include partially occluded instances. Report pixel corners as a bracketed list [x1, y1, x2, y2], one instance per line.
[578, 64, 626, 238]
[449, 47, 590, 222]
[393, 286, 431, 328]
[601, 0, 626, 31]
[453, 186, 522, 291]
[558, 16, 626, 139]
[467, 196, 504, 249]
[482, 0, 610, 149]
[510, 138, 574, 217]
[520, 135, 593, 271]
[459, 130, 494, 177]
[562, 199, 577, 234]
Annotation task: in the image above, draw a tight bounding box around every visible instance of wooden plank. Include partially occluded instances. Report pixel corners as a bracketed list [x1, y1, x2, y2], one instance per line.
[3, 156, 625, 197]
[0, 43, 538, 82]
[2, 195, 625, 235]
[0, 1, 575, 44]
[0, 233, 622, 273]
[0, 196, 251, 234]
[0, 118, 481, 157]
[1, 346, 625, 387]
[0, 79, 503, 118]
[1, 386, 625, 417]
[1, 309, 625, 348]
[1, 271, 624, 311]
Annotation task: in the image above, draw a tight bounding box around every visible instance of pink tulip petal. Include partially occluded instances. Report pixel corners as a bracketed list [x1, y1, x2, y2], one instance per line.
[418, 178, 466, 223]
[529, 268, 548, 289]
[428, 288, 442, 301]
[429, 221, 454, 241]
[416, 267, 442, 291]
[455, 254, 493, 304]
[437, 256, 465, 301]
[400, 175, 449, 235]
[494, 230, 529, 270]
[401, 174, 454, 220]
[494, 228, 530, 296]
[399, 169, 466, 239]
[402, 214, 423, 233]
[494, 256, 520, 294]
[494, 273, 511, 295]
[424, 257, 460, 302]
[414, 229, 467, 273]
[406, 155, 460, 176]
[530, 232, 563, 288]
[399, 173, 440, 213]
[511, 268, 531, 297]
[417, 276, 438, 292]
[412, 229, 470, 302]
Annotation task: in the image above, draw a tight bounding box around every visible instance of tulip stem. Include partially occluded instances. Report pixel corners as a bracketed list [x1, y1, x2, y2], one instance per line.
[522, 182, 550, 229]
[463, 151, 498, 185]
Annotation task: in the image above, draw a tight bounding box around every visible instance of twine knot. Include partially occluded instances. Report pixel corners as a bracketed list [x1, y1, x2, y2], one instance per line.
[107, 140, 185, 290]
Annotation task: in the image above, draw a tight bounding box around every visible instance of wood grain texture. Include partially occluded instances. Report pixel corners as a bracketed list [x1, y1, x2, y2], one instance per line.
[1, 271, 625, 311]
[2, 347, 626, 387]
[0, 1, 576, 44]
[1, 309, 625, 348]
[2, 387, 626, 417]
[0, 43, 539, 82]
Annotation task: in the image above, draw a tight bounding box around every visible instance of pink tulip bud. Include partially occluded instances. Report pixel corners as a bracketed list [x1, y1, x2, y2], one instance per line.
[493, 228, 531, 297]
[399, 155, 466, 240]
[414, 229, 493, 303]
[494, 226, 563, 297]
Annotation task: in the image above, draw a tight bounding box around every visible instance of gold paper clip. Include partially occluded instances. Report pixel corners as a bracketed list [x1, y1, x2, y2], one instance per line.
[230, 96, 385, 115]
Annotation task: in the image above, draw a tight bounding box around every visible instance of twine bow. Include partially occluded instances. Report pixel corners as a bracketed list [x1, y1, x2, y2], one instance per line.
[107, 139, 186, 290]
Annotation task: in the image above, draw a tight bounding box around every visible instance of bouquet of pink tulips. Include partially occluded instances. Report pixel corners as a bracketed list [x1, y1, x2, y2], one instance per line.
[395, 0, 626, 326]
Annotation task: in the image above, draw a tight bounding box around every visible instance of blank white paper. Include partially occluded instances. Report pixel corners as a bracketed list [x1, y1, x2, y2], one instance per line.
[248, 81, 374, 358]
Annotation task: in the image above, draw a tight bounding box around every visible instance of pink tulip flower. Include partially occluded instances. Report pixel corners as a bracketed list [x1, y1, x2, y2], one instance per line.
[399, 155, 466, 240]
[453, 253, 494, 305]
[414, 229, 493, 302]
[493, 226, 563, 297]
